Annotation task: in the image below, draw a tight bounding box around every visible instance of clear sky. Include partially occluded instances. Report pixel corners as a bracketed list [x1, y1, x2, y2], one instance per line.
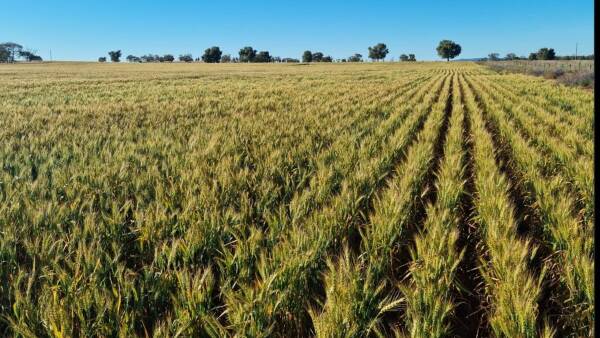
[1, 0, 594, 61]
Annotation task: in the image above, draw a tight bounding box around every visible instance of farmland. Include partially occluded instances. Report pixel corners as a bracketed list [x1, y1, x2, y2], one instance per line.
[0, 62, 594, 337]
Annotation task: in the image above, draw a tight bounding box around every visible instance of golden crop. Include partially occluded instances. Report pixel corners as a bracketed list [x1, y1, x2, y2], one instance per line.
[0, 62, 593, 337]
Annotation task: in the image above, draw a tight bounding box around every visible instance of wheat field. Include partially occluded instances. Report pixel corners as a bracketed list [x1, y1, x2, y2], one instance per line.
[0, 62, 593, 337]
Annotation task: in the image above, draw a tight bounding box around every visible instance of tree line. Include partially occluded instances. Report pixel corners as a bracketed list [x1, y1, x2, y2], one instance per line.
[0, 40, 460, 64]
[7, 39, 591, 64]
[100, 42, 429, 63]
[0, 42, 43, 62]
[0, 39, 461, 64]
[486, 48, 594, 61]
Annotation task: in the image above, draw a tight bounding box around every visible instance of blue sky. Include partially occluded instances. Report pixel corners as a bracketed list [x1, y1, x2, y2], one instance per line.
[1, 1, 594, 61]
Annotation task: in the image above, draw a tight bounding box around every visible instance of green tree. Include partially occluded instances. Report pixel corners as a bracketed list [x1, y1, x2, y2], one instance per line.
[488, 53, 500, 61]
[505, 53, 517, 60]
[528, 52, 538, 60]
[311, 52, 324, 62]
[202, 46, 223, 63]
[322, 55, 333, 62]
[347, 53, 362, 62]
[302, 50, 312, 62]
[436, 40, 461, 61]
[162, 54, 175, 62]
[18, 49, 42, 62]
[141, 54, 158, 62]
[0, 42, 23, 62]
[255, 51, 272, 63]
[98, 57, 107, 62]
[179, 54, 194, 62]
[221, 54, 232, 63]
[536, 48, 555, 60]
[0, 45, 9, 62]
[239, 46, 256, 62]
[408, 54, 416, 61]
[399, 54, 409, 61]
[126, 55, 141, 62]
[368, 43, 389, 61]
[108, 50, 121, 62]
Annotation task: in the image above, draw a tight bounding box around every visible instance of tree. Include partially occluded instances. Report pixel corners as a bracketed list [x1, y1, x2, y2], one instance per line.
[221, 54, 232, 63]
[202, 46, 222, 63]
[302, 50, 312, 63]
[0, 42, 23, 62]
[347, 53, 362, 62]
[98, 57, 107, 62]
[239, 46, 256, 63]
[322, 55, 333, 62]
[0, 45, 9, 62]
[18, 49, 42, 62]
[436, 40, 461, 61]
[282, 57, 299, 63]
[399, 54, 409, 61]
[528, 52, 538, 60]
[162, 54, 175, 62]
[108, 50, 121, 62]
[126, 55, 141, 62]
[488, 53, 500, 61]
[368, 43, 389, 61]
[254, 51, 272, 63]
[179, 54, 194, 62]
[536, 48, 555, 60]
[311, 52, 324, 62]
[141, 54, 158, 62]
[408, 54, 416, 61]
[505, 53, 518, 60]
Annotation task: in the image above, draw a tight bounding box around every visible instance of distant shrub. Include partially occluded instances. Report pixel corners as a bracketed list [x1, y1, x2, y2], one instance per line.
[527, 68, 544, 77]
[542, 68, 564, 79]
[179, 54, 194, 62]
[557, 70, 595, 88]
[162, 54, 175, 62]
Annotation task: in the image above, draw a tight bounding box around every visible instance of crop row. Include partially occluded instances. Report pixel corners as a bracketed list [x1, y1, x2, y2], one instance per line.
[464, 75, 593, 336]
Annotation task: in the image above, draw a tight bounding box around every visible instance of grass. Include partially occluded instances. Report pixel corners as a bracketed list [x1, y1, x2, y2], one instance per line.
[479, 60, 595, 88]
